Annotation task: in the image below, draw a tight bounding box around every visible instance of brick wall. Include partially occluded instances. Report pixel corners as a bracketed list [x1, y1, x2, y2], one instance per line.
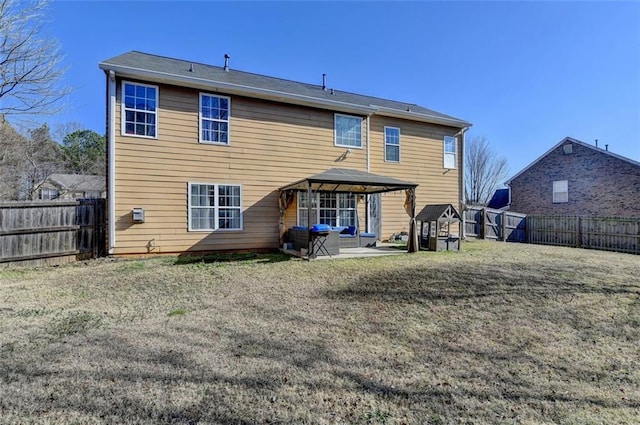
[509, 141, 640, 217]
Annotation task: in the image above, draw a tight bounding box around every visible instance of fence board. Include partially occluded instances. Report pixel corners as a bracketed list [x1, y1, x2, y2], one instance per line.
[0, 199, 106, 265]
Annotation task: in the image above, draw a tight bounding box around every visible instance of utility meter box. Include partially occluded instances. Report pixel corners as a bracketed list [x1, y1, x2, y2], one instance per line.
[132, 208, 145, 223]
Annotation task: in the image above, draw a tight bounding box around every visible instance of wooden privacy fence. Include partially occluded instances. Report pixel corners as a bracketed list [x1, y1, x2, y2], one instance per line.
[527, 215, 640, 255]
[463, 207, 527, 242]
[0, 199, 106, 265]
[464, 207, 639, 255]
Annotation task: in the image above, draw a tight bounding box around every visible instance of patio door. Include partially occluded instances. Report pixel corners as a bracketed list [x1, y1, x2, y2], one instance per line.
[367, 194, 381, 237]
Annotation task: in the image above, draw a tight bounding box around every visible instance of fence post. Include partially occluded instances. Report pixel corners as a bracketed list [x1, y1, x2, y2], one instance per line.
[501, 211, 506, 242]
[576, 216, 582, 248]
[481, 207, 486, 239]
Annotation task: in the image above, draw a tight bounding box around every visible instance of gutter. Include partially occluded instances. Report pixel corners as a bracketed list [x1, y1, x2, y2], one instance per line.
[98, 62, 471, 128]
[456, 126, 471, 238]
[369, 105, 471, 129]
[98, 63, 377, 116]
[107, 70, 116, 254]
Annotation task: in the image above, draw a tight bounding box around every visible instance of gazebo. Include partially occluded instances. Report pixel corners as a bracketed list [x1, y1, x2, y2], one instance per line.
[279, 168, 419, 258]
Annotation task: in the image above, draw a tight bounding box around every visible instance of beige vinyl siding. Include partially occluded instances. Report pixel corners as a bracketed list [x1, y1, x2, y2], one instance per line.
[369, 116, 460, 241]
[113, 80, 368, 254]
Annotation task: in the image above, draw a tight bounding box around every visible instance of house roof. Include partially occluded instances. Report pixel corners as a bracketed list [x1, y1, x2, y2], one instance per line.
[47, 174, 106, 192]
[487, 188, 510, 209]
[506, 137, 640, 184]
[279, 168, 418, 194]
[415, 204, 461, 222]
[99, 51, 471, 129]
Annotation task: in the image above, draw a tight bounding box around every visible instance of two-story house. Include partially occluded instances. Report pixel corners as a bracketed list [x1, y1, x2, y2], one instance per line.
[99, 51, 471, 255]
[507, 137, 640, 217]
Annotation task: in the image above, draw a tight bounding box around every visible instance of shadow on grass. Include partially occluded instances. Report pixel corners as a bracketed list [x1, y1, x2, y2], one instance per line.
[325, 263, 640, 304]
[174, 251, 292, 266]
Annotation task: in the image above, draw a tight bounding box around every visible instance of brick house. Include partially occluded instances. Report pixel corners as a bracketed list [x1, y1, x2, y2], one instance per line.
[507, 137, 640, 217]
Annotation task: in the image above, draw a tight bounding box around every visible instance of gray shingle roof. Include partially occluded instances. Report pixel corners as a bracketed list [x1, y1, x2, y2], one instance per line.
[99, 51, 470, 128]
[280, 168, 417, 194]
[416, 204, 461, 222]
[48, 174, 106, 192]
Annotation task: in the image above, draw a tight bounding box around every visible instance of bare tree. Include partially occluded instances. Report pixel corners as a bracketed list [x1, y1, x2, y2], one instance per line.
[0, 0, 68, 116]
[465, 136, 509, 206]
[0, 118, 63, 200]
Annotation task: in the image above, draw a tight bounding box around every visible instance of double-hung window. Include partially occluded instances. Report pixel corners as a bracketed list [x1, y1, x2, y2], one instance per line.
[297, 192, 357, 227]
[200, 94, 230, 144]
[553, 180, 568, 203]
[384, 127, 400, 162]
[189, 183, 242, 231]
[443, 136, 457, 169]
[335, 114, 362, 148]
[122, 82, 157, 138]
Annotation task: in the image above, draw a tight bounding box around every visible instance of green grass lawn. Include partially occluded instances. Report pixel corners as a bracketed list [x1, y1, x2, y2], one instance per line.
[0, 241, 638, 424]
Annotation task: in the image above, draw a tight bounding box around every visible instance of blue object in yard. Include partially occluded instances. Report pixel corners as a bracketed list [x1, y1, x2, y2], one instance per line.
[311, 223, 331, 233]
[360, 232, 376, 238]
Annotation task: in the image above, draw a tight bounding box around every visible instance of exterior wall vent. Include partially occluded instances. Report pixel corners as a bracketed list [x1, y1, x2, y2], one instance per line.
[562, 143, 573, 155]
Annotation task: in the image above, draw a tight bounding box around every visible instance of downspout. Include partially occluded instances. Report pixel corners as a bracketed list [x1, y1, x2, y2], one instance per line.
[365, 113, 372, 232]
[457, 126, 471, 239]
[107, 70, 116, 254]
[366, 113, 371, 173]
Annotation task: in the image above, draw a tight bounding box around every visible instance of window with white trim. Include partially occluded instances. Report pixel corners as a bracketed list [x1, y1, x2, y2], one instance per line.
[335, 114, 362, 148]
[200, 94, 230, 144]
[553, 180, 568, 203]
[297, 192, 357, 227]
[443, 136, 457, 169]
[40, 189, 59, 200]
[189, 183, 242, 231]
[384, 127, 400, 162]
[122, 82, 157, 138]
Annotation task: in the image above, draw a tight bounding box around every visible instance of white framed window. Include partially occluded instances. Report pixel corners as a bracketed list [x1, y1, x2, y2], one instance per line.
[553, 180, 568, 203]
[122, 81, 158, 138]
[334, 114, 363, 148]
[444, 136, 457, 169]
[40, 189, 59, 200]
[384, 126, 400, 162]
[297, 192, 357, 227]
[188, 183, 242, 231]
[200, 93, 230, 145]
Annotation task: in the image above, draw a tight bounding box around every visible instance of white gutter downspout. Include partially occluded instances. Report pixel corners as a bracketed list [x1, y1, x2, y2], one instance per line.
[366, 113, 371, 172]
[457, 126, 471, 239]
[365, 113, 372, 233]
[107, 70, 116, 254]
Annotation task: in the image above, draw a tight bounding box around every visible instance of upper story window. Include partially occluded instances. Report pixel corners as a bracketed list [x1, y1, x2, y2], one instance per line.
[443, 136, 457, 169]
[189, 183, 242, 231]
[384, 127, 400, 162]
[200, 94, 230, 145]
[335, 114, 362, 148]
[122, 82, 157, 138]
[553, 180, 568, 203]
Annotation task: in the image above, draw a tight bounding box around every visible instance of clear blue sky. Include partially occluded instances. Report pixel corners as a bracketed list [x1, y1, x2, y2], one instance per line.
[44, 1, 640, 177]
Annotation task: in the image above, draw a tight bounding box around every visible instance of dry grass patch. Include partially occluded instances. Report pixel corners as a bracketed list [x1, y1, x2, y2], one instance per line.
[0, 242, 639, 424]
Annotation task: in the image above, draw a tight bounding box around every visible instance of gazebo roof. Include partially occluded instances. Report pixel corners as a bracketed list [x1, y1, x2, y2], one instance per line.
[279, 168, 418, 194]
[416, 204, 461, 222]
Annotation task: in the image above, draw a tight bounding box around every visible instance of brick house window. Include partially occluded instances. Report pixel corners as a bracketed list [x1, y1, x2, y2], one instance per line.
[553, 180, 568, 203]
